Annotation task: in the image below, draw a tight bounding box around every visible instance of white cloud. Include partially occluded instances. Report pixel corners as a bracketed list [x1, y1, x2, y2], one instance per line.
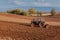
[31, 2, 38, 5]
[12, 0, 60, 7]
[42, 0, 45, 1]
[13, 1, 24, 5]
[43, 2, 51, 6]
[37, 0, 45, 2]
[31, 2, 51, 7]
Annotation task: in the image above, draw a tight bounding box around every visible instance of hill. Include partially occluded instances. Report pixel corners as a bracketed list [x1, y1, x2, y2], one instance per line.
[0, 13, 60, 40]
[0, 21, 60, 40]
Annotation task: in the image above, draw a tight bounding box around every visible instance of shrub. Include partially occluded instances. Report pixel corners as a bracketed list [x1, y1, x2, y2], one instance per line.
[20, 11, 29, 16]
[15, 8, 22, 15]
[7, 10, 16, 14]
[28, 8, 36, 14]
[51, 9, 56, 16]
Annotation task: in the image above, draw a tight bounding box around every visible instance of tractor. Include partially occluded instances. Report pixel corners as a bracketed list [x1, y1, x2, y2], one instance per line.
[31, 17, 49, 28]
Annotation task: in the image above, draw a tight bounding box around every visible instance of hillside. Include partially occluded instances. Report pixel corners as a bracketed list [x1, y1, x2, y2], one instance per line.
[0, 13, 60, 40]
[0, 21, 60, 40]
[0, 13, 60, 22]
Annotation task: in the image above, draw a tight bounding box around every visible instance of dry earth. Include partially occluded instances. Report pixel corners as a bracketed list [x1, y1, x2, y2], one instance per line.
[0, 14, 60, 26]
[0, 21, 60, 40]
[0, 13, 60, 40]
[0, 13, 60, 22]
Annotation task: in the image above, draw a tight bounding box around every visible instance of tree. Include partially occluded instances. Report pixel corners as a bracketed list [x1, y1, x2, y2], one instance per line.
[38, 11, 43, 16]
[7, 10, 16, 14]
[23, 11, 29, 16]
[29, 8, 36, 14]
[15, 8, 22, 15]
[51, 9, 56, 16]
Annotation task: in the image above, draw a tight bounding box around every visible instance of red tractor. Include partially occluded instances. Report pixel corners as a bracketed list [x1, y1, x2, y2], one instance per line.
[31, 18, 49, 28]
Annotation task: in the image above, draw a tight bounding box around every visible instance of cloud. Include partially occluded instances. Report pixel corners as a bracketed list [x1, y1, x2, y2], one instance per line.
[36, 0, 45, 2]
[31, 2, 38, 5]
[13, 1, 24, 5]
[41, 0, 45, 2]
[31, 2, 51, 7]
[43, 2, 51, 6]
[13, 0, 51, 7]
[12, 0, 60, 7]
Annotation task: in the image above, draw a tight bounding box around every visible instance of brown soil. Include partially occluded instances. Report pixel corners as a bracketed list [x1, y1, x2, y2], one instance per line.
[0, 13, 60, 22]
[43, 14, 60, 22]
[0, 13, 60, 40]
[0, 14, 32, 20]
[0, 21, 60, 40]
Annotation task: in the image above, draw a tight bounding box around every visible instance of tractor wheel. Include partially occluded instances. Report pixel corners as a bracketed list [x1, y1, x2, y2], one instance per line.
[39, 23, 42, 27]
[44, 24, 49, 28]
[31, 23, 35, 27]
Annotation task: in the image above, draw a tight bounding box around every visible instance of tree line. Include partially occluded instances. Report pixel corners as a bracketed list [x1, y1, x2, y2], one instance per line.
[7, 8, 56, 16]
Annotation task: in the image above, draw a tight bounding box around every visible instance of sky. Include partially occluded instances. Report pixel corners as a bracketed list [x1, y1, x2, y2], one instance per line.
[0, 0, 60, 12]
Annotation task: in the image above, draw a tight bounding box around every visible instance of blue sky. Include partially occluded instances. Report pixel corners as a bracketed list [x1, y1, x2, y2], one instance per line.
[0, 0, 60, 12]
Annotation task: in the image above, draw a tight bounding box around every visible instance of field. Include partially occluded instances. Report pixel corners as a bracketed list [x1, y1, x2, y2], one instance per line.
[0, 21, 60, 40]
[0, 13, 60, 40]
[0, 13, 60, 22]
